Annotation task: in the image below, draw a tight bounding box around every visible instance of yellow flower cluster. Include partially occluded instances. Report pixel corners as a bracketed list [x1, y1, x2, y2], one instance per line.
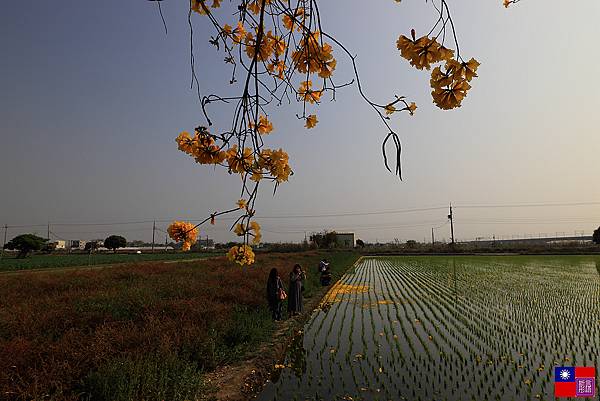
[191, 0, 221, 15]
[267, 60, 286, 80]
[225, 145, 253, 174]
[259, 148, 292, 183]
[176, 129, 226, 165]
[223, 21, 246, 43]
[167, 221, 198, 251]
[226, 147, 293, 182]
[227, 244, 255, 266]
[249, 115, 274, 135]
[246, 0, 273, 14]
[234, 220, 262, 244]
[298, 80, 322, 104]
[396, 34, 454, 70]
[282, 7, 305, 31]
[397, 33, 479, 110]
[292, 31, 336, 79]
[305, 114, 318, 129]
[244, 30, 286, 62]
[175, 130, 293, 183]
[430, 58, 479, 110]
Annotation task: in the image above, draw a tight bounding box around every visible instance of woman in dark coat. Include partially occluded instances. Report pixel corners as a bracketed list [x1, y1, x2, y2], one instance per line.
[266, 268, 284, 321]
[288, 264, 305, 316]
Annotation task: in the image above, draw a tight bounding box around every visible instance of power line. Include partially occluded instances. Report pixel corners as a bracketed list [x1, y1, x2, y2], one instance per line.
[454, 201, 600, 209]
[2, 200, 598, 231]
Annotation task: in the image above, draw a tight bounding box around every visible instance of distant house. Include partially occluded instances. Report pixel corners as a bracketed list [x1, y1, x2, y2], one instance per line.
[195, 238, 215, 250]
[50, 240, 66, 250]
[335, 233, 355, 248]
[67, 240, 87, 250]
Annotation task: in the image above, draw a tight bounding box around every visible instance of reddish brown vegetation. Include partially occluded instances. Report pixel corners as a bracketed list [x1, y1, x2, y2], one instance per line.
[0, 251, 324, 400]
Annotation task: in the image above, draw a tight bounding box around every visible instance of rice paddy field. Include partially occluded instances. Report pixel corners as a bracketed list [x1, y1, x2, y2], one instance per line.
[256, 255, 600, 401]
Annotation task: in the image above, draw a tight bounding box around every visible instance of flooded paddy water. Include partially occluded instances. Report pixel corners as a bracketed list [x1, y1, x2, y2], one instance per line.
[255, 256, 600, 401]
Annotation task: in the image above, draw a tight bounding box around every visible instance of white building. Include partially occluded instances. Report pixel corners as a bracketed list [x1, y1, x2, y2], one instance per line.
[67, 240, 87, 250]
[336, 233, 355, 248]
[50, 240, 66, 250]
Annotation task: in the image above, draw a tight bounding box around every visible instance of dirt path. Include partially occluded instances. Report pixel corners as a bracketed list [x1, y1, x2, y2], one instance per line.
[204, 256, 364, 401]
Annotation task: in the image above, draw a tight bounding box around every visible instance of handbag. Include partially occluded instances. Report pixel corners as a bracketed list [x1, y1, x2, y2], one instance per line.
[278, 288, 287, 300]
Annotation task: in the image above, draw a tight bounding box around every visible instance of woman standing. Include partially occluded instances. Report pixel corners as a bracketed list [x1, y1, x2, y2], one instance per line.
[266, 268, 285, 321]
[288, 264, 305, 316]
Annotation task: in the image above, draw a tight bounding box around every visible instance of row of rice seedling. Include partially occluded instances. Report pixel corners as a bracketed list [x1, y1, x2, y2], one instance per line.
[257, 256, 600, 401]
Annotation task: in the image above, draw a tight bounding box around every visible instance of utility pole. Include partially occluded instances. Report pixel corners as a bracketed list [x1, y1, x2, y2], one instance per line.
[164, 234, 168, 252]
[1, 225, 7, 261]
[431, 228, 435, 245]
[47, 222, 50, 241]
[448, 203, 455, 245]
[151, 220, 156, 253]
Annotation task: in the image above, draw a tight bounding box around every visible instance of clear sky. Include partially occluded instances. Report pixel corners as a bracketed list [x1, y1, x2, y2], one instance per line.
[1, 0, 599, 244]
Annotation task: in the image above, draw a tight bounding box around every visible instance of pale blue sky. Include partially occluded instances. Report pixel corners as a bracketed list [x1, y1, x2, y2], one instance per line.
[1, 0, 599, 243]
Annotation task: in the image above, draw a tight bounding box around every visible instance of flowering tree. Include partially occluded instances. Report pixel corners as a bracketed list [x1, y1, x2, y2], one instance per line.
[153, 0, 516, 265]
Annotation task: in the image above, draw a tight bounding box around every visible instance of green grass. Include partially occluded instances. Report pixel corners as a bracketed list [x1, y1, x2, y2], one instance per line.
[0, 252, 221, 272]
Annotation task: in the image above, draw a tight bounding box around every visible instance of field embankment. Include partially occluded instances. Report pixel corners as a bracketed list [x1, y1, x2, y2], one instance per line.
[0, 250, 358, 401]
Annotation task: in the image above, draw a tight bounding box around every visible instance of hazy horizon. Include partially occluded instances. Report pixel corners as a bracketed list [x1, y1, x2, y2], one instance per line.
[2, 0, 599, 244]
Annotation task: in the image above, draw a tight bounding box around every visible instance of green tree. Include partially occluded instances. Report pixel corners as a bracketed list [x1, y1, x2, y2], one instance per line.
[356, 239, 365, 248]
[5, 234, 48, 258]
[85, 241, 100, 254]
[310, 231, 338, 249]
[593, 227, 600, 245]
[104, 235, 127, 253]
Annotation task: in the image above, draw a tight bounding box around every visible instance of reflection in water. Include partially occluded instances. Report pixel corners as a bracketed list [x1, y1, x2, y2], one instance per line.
[320, 282, 369, 304]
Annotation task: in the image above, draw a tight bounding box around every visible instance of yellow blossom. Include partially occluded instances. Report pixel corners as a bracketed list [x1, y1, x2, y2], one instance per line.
[227, 146, 254, 174]
[298, 81, 322, 104]
[291, 31, 336, 78]
[250, 115, 274, 135]
[227, 244, 255, 266]
[167, 221, 198, 251]
[408, 102, 417, 115]
[244, 31, 274, 62]
[282, 8, 304, 31]
[397, 34, 451, 70]
[190, 0, 210, 15]
[232, 21, 246, 43]
[305, 114, 318, 129]
[267, 60, 286, 79]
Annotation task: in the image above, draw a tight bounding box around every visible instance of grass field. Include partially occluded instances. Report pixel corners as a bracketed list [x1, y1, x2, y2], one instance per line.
[0, 250, 358, 401]
[257, 255, 600, 401]
[0, 252, 222, 272]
